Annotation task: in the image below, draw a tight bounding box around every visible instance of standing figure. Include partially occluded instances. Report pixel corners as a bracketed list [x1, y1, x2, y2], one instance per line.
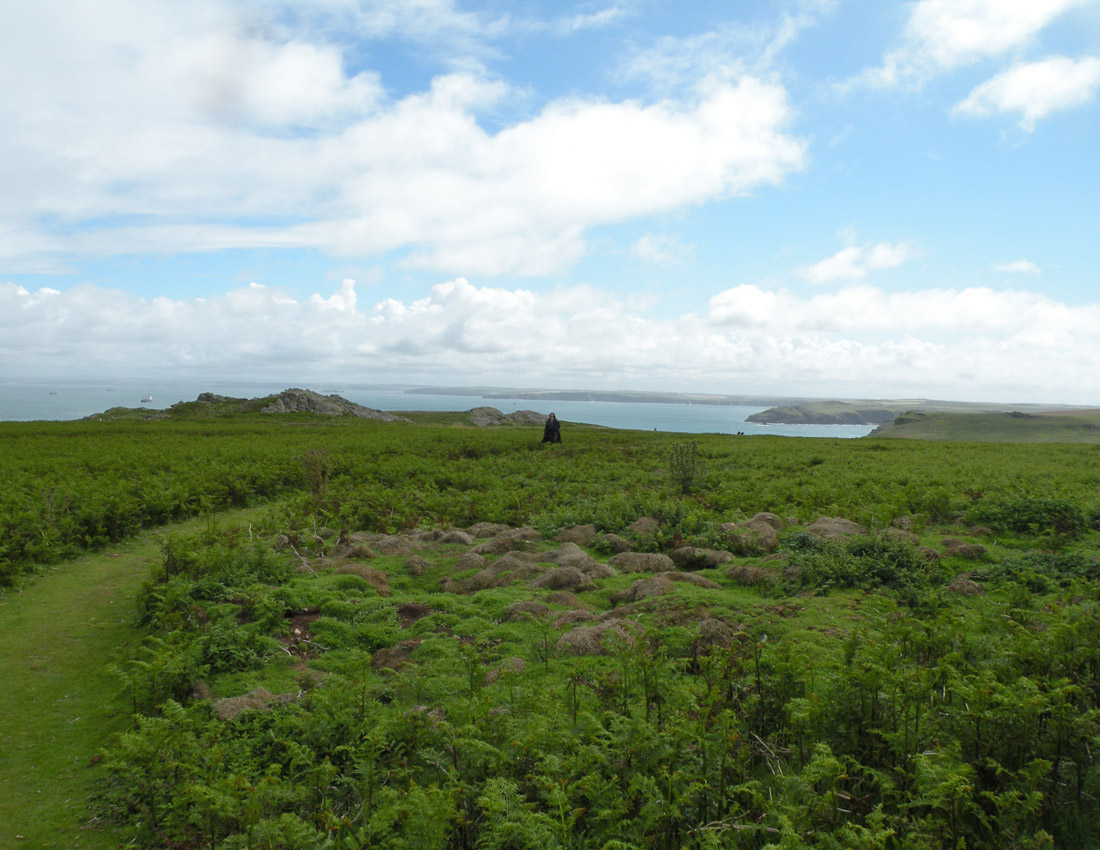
[542, 412, 562, 444]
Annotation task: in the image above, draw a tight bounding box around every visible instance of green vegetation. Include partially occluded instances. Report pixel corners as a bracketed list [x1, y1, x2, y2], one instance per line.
[872, 409, 1100, 442]
[0, 508, 267, 848]
[4, 410, 1100, 848]
[667, 440, 707, 495]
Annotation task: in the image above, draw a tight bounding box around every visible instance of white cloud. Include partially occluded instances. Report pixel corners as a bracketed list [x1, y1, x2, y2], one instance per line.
[706, 283, 1087, 336]
[619, 2, 832, 90]
[851, 0, 1090, 88]
[954, 56, 1100, 130]
[995, 259, 1041, 274]
[326, 73, 806, 275]
[308, 278, 358, 311]
[0, 2, 806, 277]
[553, 7, 626, 35]
[8, 276, 1100, 403]
[288, 0, 504, 62]
[179, 35, 383, 128]
[800, 239, 915, 284]
[630, 233, 692, 267]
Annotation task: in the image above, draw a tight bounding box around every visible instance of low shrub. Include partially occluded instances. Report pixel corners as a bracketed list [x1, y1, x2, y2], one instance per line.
[790, 535, 937, 592]
[969, 495, 1087, 539]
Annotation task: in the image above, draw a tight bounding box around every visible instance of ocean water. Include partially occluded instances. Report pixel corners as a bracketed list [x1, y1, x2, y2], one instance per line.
[0, 380, 876, 438]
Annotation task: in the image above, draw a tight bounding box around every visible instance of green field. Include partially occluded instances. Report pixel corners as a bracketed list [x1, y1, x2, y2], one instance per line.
[3, 409, 1100, 849]
[873, 409, 1100, 442]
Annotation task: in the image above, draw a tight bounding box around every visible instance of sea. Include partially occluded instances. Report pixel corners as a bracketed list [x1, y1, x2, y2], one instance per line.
[0, 380, 876, 438]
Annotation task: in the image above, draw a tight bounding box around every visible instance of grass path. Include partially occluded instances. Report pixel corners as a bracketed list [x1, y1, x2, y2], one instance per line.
[0, 510, 262, 850]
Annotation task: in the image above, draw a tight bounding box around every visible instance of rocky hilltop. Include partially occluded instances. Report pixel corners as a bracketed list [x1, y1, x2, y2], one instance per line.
[82, 389, 557, 427]
[464, 406, 548, 426]
[747, 401, 897, 426]
[85, 388, 410, 422]
[250, 388, 408, 421]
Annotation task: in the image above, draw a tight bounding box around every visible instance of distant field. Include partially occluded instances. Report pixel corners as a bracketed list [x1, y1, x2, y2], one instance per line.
[871, 408, 1100, 442]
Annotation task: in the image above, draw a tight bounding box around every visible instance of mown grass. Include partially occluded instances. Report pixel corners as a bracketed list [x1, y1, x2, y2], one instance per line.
[0, 508, 266, 850]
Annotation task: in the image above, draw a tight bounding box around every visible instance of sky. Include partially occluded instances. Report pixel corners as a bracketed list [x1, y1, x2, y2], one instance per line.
[2, 0, 1099, 404]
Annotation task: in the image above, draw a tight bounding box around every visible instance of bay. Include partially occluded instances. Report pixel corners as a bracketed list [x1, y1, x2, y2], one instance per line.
[0, 380, 875, 438]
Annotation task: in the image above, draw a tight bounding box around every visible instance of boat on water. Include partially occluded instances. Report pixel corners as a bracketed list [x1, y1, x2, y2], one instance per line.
[141, 395, 153, 403]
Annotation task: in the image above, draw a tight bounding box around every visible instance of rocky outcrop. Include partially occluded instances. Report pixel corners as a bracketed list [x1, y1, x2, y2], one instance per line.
[628, 517, 660, 539]
[464, 406, 548, 426]
[556, 525, 598, 546]
[720, 517, 780, 554]
[611, 575, 676, 604]
[468, 522, 513, 538]
[470, 527, 542, 555]
[942, 538, 988, 560]
[530, 567, 596, 592]
[607, 552, 676, 573]
[669, 547, 734, 569]
[260, 388, 409, 421]
[334, 562, 391, 596]
[556, 620, 636, 655]
[439, 530, 475, 546]
[597, 533, 632, 553]
[805, 517, 867, 541]
[538, 542, 613, 576]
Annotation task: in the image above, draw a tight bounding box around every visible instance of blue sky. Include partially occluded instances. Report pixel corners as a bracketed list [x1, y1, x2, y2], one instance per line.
[2, 0, 1099, 402]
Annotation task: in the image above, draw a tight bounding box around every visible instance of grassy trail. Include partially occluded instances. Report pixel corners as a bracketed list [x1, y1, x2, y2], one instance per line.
[0, 510, 262, 850]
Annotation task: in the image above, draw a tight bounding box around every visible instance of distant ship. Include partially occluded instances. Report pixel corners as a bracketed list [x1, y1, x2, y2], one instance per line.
[140, 395, 153, 403]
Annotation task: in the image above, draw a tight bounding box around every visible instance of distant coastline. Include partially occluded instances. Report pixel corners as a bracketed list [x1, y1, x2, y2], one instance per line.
[404, 386, 1097, 424]
[744, 399, 1096, 426]
[403, 386, 812, 407]
[0, 382, 871, 438]
[9, 381, 1093, 436]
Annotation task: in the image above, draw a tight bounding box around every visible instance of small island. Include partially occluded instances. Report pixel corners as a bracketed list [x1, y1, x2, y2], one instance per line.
[83, 388, 411, 422]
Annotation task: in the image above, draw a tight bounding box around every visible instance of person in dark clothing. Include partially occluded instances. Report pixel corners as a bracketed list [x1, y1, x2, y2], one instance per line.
[542, 412, 562, 444]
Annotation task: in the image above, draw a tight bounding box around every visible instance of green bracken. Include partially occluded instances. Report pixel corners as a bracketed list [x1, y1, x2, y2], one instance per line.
[3, 411, 1100, 848]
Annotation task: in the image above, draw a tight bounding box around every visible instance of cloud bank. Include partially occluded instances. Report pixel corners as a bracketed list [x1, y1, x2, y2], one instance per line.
[6, 277, 1100, 404]
[3, 0, 1098, 407]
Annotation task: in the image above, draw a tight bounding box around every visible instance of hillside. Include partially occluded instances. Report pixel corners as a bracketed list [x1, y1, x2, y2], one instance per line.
[747, 398, 1092, 426]
[870, 408, 1100, 441]
[746, 400, 897, 425]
